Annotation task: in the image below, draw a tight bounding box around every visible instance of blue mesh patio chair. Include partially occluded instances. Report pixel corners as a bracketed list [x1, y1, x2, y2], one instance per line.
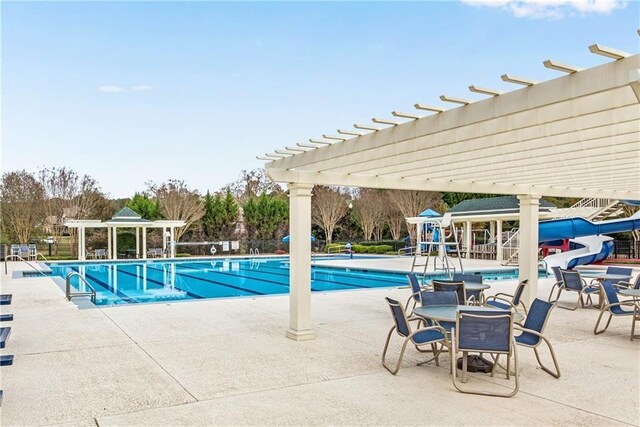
[614, 274, 640, 291]
[451, 308, 518, 397]
[453, 273, 484, 304]
[594, 282, 638, 340]
[547, 266, 563, 302]
[382, 297, 450, 375]
[485, 280, 529, 316]
[421, 291, 458, 335]
[404, 273, 430, 312]
[433, 280, 468, 305]
[554, 269, 599, 310]
[598, 267, 633, 293]
[514, 298, 560, 378]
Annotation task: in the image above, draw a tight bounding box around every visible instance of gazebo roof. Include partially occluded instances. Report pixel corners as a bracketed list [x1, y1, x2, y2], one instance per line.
[107, 207, 152, 224]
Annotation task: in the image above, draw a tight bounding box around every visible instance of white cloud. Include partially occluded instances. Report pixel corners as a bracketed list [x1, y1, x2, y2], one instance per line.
[131, 85, 153, 92]
[98, 85, 125, 93]
[461, 0, 626, 19]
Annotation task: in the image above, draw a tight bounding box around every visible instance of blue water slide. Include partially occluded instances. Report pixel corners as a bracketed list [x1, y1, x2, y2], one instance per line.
[538, 213, 640, 243]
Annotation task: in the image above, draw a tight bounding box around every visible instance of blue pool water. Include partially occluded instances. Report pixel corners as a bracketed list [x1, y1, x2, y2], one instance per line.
[48, 257, 530, 306]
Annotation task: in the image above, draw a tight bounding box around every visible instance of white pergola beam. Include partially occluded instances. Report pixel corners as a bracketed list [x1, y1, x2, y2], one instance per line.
[353, 123, 382, 131]
[392, 111, 421, 120]
[285, 146, 308, 152]
[543, 60, 583, 74]
[266, 152, 289, 158]
[309, 139, 332, 145]
[468, 85, 501, 96]
[372, 117, 400, 126]
[337, 129, 363, 136]
[439, 95, 471, 105]
[501, 74, 536, 86]
[297, 142, 321, 149]
[414, 103, 445, 113]
[322, 134, 347, 141]
[257, 156, 278, 161]
[265, 168, 640, 200]
[589, 44, 630, 60]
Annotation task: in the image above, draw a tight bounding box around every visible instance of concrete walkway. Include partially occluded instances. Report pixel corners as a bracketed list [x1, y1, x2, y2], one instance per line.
[0, 260, 638, 426]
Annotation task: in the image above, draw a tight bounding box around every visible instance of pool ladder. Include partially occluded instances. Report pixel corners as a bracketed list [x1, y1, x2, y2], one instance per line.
[65, 272, 97, 304]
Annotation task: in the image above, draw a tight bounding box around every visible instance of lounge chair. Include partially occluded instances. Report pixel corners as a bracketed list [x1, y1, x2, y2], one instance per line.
[382, 297, 449, 375]
[553, 269, 599, 310]
[514, 298, 560, 378]
[594, 282, 638, 340]
[485, 280, 529, 315]
[453, 273, 484, 304]
[451, 308, 519, 397]
[433, 280, 468, 305]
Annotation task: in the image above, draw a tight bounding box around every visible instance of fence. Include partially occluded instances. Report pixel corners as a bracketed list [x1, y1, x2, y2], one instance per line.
[610, 240, 640, 260]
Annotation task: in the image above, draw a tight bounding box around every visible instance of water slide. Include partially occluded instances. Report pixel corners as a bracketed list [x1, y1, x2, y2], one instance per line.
[541, 211, 640, 270]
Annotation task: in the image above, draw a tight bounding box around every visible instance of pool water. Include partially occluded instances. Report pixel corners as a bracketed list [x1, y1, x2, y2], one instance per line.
[48, 257, 532, 306]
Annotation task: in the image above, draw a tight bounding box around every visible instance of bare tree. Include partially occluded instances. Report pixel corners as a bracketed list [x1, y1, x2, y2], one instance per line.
[353, 189, 387, 241]
[386, 203, 405, 241]
[148, 180, 205, 241]
[388, 190, 443, 242]
[312, 186, 349, 245]
[38, 167, 104, 255]
[0, 171, 46, 243]
[225, 169, 284, 204]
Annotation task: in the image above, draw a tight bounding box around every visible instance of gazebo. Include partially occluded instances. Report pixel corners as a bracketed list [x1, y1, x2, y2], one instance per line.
[258, 42, 640, 341]
[64, 207, 186, 261]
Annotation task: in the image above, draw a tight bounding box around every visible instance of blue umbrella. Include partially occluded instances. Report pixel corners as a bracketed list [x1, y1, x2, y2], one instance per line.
[282, 235, 317, 243]
[419, 208, 441, 217]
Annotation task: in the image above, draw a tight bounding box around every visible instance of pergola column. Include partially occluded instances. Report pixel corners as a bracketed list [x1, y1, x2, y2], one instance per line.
[135, 228, 140, 258]
[464, 221, 472, 259]
[286, 183, 315, 341]
[107, 227, 112, 259]
[496, 220, 503, 263]
[518, 195, 541, 306]
[112, 227, 118, 260]
[169, 227, 175, 258]
[162, 227, 167, 258]
[142, 227, 147, 260]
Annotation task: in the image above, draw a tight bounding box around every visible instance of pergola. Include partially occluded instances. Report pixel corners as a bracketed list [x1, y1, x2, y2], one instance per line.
[64, 207, 185, 260]
[259, 41, 640, 341]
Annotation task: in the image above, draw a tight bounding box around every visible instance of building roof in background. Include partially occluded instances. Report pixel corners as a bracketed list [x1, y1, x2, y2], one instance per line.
[447, 196, 556, 217]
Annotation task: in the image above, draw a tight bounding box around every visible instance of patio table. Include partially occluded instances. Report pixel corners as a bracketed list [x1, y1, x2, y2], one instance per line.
[619, 289, 640, 341]
[578, 272, 632, 309]
[413, 304, 524, 324]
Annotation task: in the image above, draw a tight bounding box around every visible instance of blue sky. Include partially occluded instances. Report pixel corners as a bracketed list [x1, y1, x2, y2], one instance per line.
[2, 1, 638, 198]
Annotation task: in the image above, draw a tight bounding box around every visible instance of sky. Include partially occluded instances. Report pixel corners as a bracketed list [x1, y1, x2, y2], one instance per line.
[2, 0, 638, 198]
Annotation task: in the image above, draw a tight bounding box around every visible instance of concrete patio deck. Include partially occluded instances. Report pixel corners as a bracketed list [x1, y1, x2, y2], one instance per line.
[0, 260, 638, 426]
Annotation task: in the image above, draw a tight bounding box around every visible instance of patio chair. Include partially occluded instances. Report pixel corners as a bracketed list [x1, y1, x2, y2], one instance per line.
[513, 298, 560, 378]
[599, 267, 634, 292]
[451, 308, 518, 397]
[10, 245, 19, 257]
[453, 273, 484, 304]
[614, 274, 640, 291]
[553, 269, 599, 310]
[28, 244, 37, 260]
[18, 245, 29, 259]
[484, 280, 529, 316]
[95, 249, 107, 259]
[405, 273, 429, 312]
[594, 282, 638, 339]
[433, 280, 468, 305]
[421, 291, 458, 334]
[382, 297, 449, 375]
[547, 266, 563, 303]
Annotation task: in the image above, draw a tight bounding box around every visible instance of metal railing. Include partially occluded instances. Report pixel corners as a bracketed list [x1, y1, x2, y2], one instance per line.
[4, 254, 49, 276]
[65, 272, 96, 303]
[327, 245, 346, 255]
[552, 198, 615, 220]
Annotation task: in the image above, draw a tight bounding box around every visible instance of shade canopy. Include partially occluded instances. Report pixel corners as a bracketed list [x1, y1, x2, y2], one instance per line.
[418, 208, 441, 217]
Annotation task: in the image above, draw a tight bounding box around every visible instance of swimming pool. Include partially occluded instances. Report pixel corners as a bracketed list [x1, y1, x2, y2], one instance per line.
[48, 257, 530, 306]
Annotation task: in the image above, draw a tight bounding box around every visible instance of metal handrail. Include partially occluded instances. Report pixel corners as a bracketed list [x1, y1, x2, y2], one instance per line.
[4, 254, 48, 276]
[33, 252, 48, 262]
[65, 272, 96, 303]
